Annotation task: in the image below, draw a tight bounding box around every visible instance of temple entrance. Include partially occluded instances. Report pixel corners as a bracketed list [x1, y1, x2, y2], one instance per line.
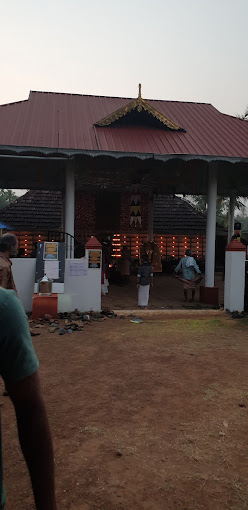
[102, 272, 224, 311]
[99, 231, 224, 311]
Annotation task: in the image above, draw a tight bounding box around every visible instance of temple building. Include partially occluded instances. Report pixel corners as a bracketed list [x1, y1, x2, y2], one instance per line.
[0, 85, 248, 303]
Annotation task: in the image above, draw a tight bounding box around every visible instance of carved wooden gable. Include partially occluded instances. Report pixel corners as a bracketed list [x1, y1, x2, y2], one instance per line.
[94, 84, 183, 131]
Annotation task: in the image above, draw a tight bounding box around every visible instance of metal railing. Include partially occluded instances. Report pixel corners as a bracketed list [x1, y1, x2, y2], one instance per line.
[47, 231, 85, 259]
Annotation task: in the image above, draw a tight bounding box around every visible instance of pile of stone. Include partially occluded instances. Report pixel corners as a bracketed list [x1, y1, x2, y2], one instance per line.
[58, 309, 117, 321]
[29, 308, 118, 336]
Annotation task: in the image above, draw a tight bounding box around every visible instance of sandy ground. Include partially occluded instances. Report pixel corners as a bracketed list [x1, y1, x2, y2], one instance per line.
[1, 311, 248, 510]
[102, 273, 224, 310]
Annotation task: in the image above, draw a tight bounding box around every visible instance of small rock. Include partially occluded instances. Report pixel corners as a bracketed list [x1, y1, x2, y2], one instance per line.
[101, 308, 111, 316]
[239, 403, 246, 408]
[30, 329, 40, 337]
[49, 327, 56, 333]
[107, 313, 117, 319]
[116, 451, 122, 457]
[59, 328, 65, 335]
[67, 329, 73, 334]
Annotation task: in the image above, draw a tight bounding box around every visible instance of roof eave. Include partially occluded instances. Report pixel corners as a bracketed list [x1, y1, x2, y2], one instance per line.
[0, 145, 248, 164]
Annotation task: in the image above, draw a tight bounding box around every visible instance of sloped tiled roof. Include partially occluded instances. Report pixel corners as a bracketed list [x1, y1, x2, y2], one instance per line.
[0, 91, 248, 158]
[0, 190, 62, 231]
[0, 190, 225, 235]
[154, 195, 207, 234]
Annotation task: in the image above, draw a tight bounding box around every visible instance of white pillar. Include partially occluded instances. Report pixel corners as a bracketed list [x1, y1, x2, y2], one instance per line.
[147, 195, 153, 242]
[224, 240, 246, 312]
[228, 195, 235, 243]
[65, 161, 75, 258]
[205, 165, 217, 287]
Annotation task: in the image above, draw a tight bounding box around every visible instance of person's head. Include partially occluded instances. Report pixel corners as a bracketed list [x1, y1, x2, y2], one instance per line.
[0, 233, 18, 257]
[185, 249, 191, 257]
[17, 247, 25, 257]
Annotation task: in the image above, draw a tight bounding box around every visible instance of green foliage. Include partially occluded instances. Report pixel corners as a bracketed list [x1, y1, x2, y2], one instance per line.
[187, 195, 246, 227]
[0, 189, 18, 209]
[234, 213, 248, 231]
[237, 106, 248, 121]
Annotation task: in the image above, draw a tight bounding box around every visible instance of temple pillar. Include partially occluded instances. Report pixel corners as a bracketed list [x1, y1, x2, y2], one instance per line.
[205, 164, 217, 287]
[65, 160, 75, 258]
[147, 195, 154, 242]
[200, 163, 219, 305]
[228, 194, 235, 243]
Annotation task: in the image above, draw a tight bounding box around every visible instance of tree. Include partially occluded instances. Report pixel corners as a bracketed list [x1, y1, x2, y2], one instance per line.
[0, 189, 18, 209]
[187, 195, 246, 227]
[237, 106, 248, 121]
[234, 212, 248, 231]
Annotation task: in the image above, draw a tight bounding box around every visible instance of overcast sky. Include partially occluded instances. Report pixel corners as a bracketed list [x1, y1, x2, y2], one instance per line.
[1, 0, 248, 117]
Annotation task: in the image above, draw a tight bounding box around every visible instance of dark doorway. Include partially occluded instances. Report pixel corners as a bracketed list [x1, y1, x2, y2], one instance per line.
[95, 191, 121, 232]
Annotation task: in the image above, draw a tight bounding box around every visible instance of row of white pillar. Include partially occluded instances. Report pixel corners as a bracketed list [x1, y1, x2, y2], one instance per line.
[64, 163, 236, 287]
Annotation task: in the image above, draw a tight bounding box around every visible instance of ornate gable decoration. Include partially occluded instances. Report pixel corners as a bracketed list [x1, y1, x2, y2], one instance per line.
[94, 84, 182, 131]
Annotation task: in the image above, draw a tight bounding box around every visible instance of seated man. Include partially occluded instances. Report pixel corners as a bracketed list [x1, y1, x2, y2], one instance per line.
[0, 287, 57, 510]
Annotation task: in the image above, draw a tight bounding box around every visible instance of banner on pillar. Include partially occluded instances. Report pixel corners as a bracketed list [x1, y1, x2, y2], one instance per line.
[130, 185, 141, 226]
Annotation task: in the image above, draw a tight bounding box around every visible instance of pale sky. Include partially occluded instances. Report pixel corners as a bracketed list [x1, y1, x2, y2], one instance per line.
[1, 0, 248, 117]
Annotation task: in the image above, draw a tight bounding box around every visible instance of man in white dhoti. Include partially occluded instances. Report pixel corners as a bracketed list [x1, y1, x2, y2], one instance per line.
[137, 255, 153, 309]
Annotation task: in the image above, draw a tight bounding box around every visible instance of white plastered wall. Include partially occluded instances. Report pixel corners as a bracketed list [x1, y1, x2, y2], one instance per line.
[11, 255, 102, 313]
[224, 251, 245, 312]
[58, 253, 101, 312]
[12, 258, 36, 312]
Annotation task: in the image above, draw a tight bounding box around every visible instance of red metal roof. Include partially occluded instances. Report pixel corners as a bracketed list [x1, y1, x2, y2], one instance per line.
[0, 91, 248, 158]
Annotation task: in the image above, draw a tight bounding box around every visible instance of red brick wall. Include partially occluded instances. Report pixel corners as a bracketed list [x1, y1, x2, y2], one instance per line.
[75, 192, 96, 241]
[75, 191, 149, 237]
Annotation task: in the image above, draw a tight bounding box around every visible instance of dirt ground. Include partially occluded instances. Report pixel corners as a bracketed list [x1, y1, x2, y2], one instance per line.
[2, 311, 248, 510]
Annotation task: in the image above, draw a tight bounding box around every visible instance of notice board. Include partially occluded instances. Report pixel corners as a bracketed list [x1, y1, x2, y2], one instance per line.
[88, 250, 101, 269]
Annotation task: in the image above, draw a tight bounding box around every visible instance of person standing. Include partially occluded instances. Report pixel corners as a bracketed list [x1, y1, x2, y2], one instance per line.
[30, 242, 38, 258]
[137, 254, 153, 309]
[174, 249, 202, 302]
[17, 247, 25, 257]
[120, 245, 130, 285]
[0, 233, 18, 292]
[0, 287, 57, 510]
[0, 233, 19, 396]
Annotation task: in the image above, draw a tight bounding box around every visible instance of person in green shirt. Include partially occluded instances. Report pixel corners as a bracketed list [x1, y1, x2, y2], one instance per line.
[0, 287, 57, 510]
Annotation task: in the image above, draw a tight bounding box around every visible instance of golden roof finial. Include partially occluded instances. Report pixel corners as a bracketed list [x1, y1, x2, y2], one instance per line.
[95, 82, 182, 130]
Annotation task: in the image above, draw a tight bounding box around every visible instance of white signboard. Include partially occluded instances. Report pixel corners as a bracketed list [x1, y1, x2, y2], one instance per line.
[44, 260, 59, 280]
[68, 260, 88, 277]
